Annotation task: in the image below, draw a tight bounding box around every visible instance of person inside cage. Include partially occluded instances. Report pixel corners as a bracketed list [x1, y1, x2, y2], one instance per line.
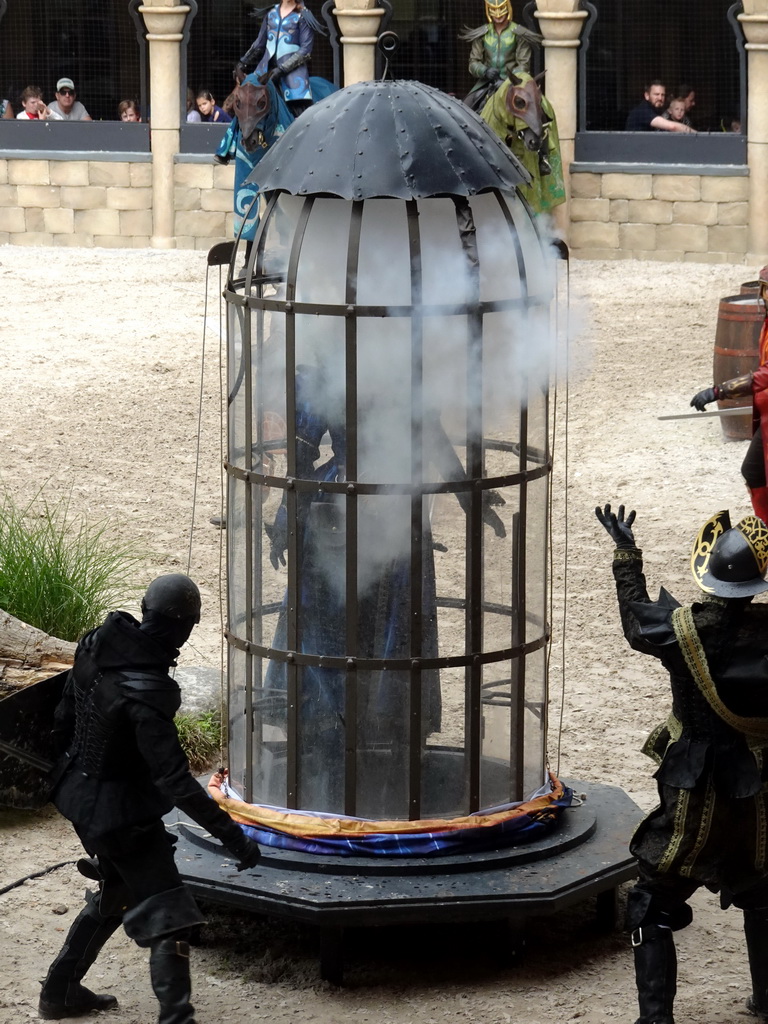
[260, 358, 507, 813]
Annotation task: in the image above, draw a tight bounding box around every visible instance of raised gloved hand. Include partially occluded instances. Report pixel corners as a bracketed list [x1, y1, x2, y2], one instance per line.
[690, 387, 717, 412]
[227, 832, 261, 871]
[484, 66, 502, 83]
[595, 503, 636, 548]
[264, 509, 287, 570]
[483, 489, 506, 539]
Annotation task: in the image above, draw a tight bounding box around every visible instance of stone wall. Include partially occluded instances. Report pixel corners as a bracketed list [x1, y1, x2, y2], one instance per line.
[0, 154, 754, 262]
[0, 156, 235, 249]
[569, 171, 750, 263]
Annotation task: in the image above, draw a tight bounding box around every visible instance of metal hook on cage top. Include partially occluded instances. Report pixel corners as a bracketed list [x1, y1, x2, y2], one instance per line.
[377, 30, 400, 80]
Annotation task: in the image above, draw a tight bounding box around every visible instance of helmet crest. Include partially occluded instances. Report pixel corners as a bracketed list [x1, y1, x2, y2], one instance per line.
[485, 0, 513, 22]
[691, 511, 768, 598]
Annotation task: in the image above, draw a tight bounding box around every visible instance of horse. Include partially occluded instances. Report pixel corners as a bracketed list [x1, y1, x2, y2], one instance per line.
[478, 71, 565, 216]
[216, 72, 336, 241]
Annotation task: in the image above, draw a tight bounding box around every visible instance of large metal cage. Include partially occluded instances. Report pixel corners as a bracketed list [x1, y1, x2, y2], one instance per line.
[222, 81, 555, 826]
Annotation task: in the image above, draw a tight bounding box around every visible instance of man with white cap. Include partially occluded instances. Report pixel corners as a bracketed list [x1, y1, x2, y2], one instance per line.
[48, 77, 92, 121]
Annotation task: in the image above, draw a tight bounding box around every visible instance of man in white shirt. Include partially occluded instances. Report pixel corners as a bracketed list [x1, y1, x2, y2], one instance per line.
[48, 78, 92, 121]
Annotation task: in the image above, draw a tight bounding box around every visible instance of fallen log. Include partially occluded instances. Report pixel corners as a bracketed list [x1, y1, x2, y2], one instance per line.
[0, 609, 76, 668]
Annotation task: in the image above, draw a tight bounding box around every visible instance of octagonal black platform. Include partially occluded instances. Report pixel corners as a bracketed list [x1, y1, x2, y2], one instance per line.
[168, 779, 642, 982]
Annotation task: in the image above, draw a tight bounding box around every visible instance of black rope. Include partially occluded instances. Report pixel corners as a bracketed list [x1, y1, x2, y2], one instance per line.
[0, 859, 76, 898]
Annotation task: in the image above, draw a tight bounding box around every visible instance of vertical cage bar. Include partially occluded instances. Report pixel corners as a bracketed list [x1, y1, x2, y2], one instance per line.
[455, 198, 483, 814]
[344, 201, 364, 816]
[494, 194, 532, 802]
[243, 301, 255, 803]
[509, 511, 522, 801]
[284, 197, 314, 808]
[406, 200, 424, 820]
[250, 281, 267, 797]
[514, 395, 528, 802]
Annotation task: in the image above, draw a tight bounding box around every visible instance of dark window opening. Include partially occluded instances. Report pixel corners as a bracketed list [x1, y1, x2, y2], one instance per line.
[577, 0, 746, 165]
[0, 0, 144, 124]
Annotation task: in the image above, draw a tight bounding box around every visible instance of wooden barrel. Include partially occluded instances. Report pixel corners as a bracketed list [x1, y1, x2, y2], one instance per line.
[741, 280, 760, 295]
[713, 293, 764, 441]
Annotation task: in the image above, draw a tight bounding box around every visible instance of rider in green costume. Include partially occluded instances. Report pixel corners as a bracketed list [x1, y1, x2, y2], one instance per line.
[461, 0, 540, 113]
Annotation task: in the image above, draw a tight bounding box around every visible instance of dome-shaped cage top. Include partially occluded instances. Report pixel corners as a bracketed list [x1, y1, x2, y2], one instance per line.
[244, 79, 531, 201]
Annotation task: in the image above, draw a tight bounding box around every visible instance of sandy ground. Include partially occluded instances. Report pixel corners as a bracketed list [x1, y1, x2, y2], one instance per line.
[0, 246, 762, 1023]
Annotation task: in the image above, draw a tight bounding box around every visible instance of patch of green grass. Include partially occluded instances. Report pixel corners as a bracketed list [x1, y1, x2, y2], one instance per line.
[175, 709, 222, 774]
[0, 489, 143, 642]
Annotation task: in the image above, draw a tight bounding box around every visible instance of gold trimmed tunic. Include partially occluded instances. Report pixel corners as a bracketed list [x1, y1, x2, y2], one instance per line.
[612, 547, 768, 895]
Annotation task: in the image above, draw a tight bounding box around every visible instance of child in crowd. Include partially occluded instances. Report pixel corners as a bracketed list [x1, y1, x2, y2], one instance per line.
[196, 90, 232, 123]
[118, 99, 141, 122]
[186, 88, 201, 123]
[15, 86, 60, 120]
[664, 96, 692, 126]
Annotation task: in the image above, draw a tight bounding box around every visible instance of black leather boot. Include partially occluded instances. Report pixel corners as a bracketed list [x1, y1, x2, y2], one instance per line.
[39, 894, 121, 1020]
[149, 935, 197, 1024]
[631, 923, 676, 1024]
[745, 909, 768, 1019]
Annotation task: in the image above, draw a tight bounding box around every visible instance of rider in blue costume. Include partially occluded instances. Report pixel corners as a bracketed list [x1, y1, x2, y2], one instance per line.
[238, 0, 325, 116]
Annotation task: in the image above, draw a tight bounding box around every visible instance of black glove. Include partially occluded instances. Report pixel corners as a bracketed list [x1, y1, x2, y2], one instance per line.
[482, 489, 506, 538]
[690, 387, 717, 412]
[484, 66, 502, 83]
[595, 503, 636, 548]
[264, 511, 287, 570]
[277, 51, 307, 74]
[227, 832, 262, 871]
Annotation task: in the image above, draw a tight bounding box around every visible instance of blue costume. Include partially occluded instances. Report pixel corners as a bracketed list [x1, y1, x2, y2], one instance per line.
[240, 3, 319, 106]
[215, 74, 335, 241]
[215, 78, 292, 241]
[261, 364, 443, 813]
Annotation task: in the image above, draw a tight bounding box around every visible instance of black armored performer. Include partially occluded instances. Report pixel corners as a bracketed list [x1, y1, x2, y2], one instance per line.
[596, 503, 768, 1024]
[40, 574, 260, 1024]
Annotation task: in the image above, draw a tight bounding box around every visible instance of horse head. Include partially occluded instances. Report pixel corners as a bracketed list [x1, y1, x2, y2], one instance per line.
[233, 76, 272, 153]
[505, 71, 550, 155]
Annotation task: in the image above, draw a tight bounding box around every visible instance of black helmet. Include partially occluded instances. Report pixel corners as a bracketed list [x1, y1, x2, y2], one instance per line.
[141, 574, 202, 622]
[691, 510, 768, 598]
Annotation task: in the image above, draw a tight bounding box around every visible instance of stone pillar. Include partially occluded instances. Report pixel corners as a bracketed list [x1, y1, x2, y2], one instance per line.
[139, 0, 191, 249]
[533, 0, 588, 240]
[333, 0, 385, 86]
[739, 0, 768, 263]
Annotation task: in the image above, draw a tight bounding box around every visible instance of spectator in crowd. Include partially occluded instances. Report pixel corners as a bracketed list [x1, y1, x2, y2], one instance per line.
[625, 81, 696, 133]
[186, 88, 201, 123]
[118, 99, 141, 122]
[48, 78, 92, 121]
[196, 90, 232, 123]
[664, 96, 689, 126]
[16, 85, 61, 120]
[1, 95, 13, 118]
[677, 83, 696, 120]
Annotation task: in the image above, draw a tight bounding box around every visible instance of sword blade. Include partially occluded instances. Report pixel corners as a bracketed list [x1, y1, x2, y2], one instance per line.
[658, 408, 752, 421]
[0, 737, 53, 773]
